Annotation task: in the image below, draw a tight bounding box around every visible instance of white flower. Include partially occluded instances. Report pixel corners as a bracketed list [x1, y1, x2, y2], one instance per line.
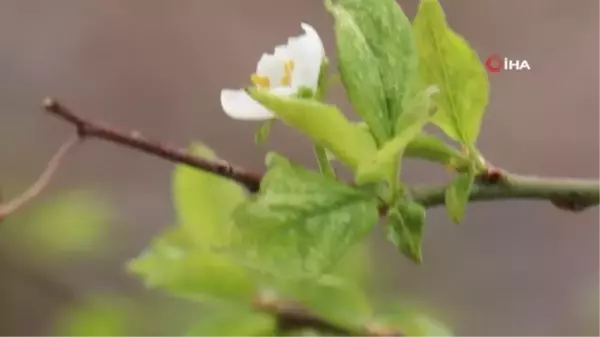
[220, 23, 325, 120]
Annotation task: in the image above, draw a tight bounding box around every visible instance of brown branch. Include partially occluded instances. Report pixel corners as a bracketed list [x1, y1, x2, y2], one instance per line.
[42, 97, 262, 192]
[253, 294, 401, 336]
[0, 135, 79, 222]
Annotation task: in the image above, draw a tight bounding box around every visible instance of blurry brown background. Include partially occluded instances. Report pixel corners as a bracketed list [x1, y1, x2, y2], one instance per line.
[0, 0, 598, 335]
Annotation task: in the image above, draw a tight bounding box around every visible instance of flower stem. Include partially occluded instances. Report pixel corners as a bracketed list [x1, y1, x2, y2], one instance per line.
[313, 145, 336, 179]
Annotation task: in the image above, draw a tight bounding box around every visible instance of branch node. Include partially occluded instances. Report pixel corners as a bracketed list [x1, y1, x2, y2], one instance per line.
[477, 166, 506, 185]
[550, 197, 590, 212]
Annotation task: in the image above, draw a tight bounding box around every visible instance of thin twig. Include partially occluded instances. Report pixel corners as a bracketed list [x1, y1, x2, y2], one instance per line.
[0, 135, 80, 222]
[42, 97, 262, 192]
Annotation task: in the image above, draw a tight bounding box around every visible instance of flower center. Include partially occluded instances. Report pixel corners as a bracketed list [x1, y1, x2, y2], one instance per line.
[280, 60, 295, 86]
[250, 59, 295, 90]
[251, 74, 270, 89]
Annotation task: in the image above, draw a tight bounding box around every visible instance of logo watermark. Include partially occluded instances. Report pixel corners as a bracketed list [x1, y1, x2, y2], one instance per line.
[485, 55, 531, 73]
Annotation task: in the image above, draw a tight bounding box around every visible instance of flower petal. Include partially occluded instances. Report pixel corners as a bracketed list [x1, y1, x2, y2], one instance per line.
[287, 23, 325, 90]
[220, 89, 274, 120]
[256, 53, 284, 87]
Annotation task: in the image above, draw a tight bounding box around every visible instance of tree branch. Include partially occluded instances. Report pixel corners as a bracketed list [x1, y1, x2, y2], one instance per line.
[412, 172, 600, 212]
[42, 97, 262, 192]
[41, 97, 599, 212]
[0, 135, 79, 222]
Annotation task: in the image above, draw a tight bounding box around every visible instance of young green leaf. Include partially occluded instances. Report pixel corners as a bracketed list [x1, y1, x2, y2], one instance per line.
[129, 228, 256, 304]
[413, 0, 490, 145]
[327, 4, 390, 144]
[331, 242, 370, 289]
[445, 169, 476, 224]
[185, 309, 275, 336]
[172, 143, 246, 247]
[403, 133, 468, 167]
[54, 297, 134, 337]
[395, 86, 438, 135]
[315, 57, 331, 101]
[7, 190, 113, 261]
[354, 87, 437, 185]
[254, 120, 274, 144]
[247, 88, 377, 171]
[337, 0, 419, 127]
[231, 157, 380, 278]
[277, 276, 373, 330]
[386, 200, 426, 263]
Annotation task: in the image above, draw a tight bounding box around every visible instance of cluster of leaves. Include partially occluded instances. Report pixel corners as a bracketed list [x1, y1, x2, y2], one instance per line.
[131, 0, 490, 335]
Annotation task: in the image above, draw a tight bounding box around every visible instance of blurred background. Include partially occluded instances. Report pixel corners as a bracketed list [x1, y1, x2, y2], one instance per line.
[0, 0, 598, 335]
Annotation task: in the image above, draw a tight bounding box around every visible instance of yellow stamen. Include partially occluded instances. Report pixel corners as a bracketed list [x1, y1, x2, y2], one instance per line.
[280, 60, 295, 86]
[251, 74, 270, 89]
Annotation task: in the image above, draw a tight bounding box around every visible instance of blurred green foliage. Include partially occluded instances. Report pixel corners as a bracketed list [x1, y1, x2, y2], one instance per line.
[54, 296, 135, 336]
[1, 190, 114, 262]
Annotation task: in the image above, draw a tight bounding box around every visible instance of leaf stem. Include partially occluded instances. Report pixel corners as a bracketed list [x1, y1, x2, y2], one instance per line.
[313, 145, 336, 179]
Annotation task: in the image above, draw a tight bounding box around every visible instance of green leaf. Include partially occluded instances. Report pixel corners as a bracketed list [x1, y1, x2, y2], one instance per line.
[331, 242, 370, 288]
[54, 297, 134, 336]
[247, 88, 377, 171]
[172, 143, 246, 247]
[315, 57, 330, 101]
[355, 87, 437, 185]
[277, 276, 373, 330]
[7, 190, 113, 261]
[336, 0, 419, 127]
[255, 120, 274, 144]
[386, 200, 426, 263]
[445, 169, 475, 224]
[129, 227, 256, 303]
[265, 152, 291, 169]
[395, 86, 438, 135]
[231, 157, 380, 278]
[403, 133, 467, 167]
[327, 4, 389, 144]
[413, 0, 490, 145]
[376, 307, 453, 336]
[186, 309, 275, 336]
